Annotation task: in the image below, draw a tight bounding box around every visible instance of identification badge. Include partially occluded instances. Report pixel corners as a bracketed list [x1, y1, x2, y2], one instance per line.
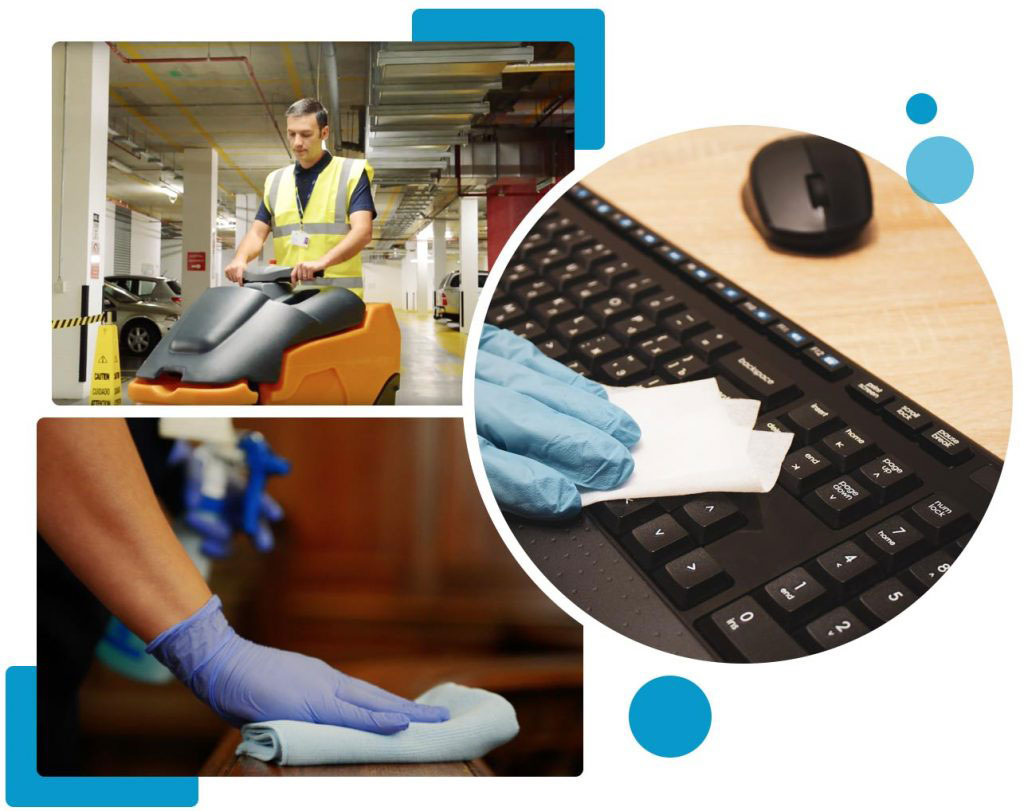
[290, 230, 310, 247]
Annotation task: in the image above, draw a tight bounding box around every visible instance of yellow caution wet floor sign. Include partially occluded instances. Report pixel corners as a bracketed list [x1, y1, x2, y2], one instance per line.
[90, 321, 122, 405]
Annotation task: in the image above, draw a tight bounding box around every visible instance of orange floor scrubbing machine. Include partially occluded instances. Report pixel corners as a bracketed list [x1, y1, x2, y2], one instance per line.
[128, 268, 400, 405]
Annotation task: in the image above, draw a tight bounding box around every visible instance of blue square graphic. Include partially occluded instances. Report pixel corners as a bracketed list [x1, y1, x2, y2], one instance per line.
[412, 8, 605, 149]
[5, 667, 198, 807]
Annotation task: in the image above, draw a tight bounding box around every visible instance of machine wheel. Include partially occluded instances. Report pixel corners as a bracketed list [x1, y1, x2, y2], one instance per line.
[373, 374, 401, 405]
[121, 319, 161, 357]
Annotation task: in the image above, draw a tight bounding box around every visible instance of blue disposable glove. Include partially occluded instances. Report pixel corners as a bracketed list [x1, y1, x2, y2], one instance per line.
[147, 596, 451, 732]
[475, 325, 641, 519]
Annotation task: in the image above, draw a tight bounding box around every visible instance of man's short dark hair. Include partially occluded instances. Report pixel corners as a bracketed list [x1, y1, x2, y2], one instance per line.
[286, 98, 328, 129]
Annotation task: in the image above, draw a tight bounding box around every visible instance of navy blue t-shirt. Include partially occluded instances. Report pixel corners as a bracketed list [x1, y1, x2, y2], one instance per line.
[255, 151, 376, 225]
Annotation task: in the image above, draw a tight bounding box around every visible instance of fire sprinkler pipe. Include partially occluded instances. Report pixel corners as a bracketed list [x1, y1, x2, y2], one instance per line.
[106, 42, 290, 157]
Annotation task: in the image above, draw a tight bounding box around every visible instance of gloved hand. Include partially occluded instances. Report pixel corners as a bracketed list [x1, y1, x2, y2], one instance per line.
[475, 325, 641, 519]
[147, 596, 451, 732]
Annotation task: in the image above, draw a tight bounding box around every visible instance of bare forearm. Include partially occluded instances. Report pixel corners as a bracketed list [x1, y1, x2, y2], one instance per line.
[320, 227, 372, 268]
[37, 419, 212, 642]
[231, 223, 270, 265]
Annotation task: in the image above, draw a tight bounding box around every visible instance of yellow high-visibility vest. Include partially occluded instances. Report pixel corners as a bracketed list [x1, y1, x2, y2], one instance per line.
[263, 156, 373, 296]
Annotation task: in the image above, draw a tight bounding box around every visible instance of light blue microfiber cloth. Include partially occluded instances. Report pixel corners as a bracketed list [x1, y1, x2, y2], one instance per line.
[235, 683, 519, 765]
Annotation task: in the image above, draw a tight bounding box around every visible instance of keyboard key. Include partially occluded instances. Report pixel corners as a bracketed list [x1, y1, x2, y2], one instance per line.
[807, 476, 873, 528]
[708, 597, 806, 663]
[770, 321, 813, 351]
[657, 548, 732, 609]
[535, 338, 568, 361]
[502, 262, 536, 288]
[780, 447, 834, 497]
[573, 243, 616, 272]
[602, 354, 648, 385]
[756, 415, 790, 433]
[676, 497, 745, 543]
[576, 335, 623, 368]
[857, 455, 920, 503]
[662, 354, 710, 383]
[909, 493, 972, 542]
[689, 330, 738, 361]
[907, 550, 955, 592]
[736, 300, 778, 328]
[862, 515, 926, 569]
[616, 274, 661, 302]
[763, 567, 828, 625]
[610, 313, 657, 344]
[549, 261, 589, 290]
[715, 352, 801, 411]
[566, 278, 609, 305]
[553, 314, 598, 345]
[513, 278, 556, 306]
[623, 515, 692, 570]
[594, 260, 637, 286]
[534, 245, 570, 272]
[586, 295, 633, 326]
[803, 345, 850, 379]
[783, 400, 842, 444]
[806, 608, 869, 650]
[707, 280, 746, 304]
[680, 261, 716, 285]
[640, 292, 686, 319]
[820, 426, 878, 471]
[555, 227, 596, 254]
[488, 300, 526, 327]
[533, 295, 576, 326]
[856, 579, 917, 625]
[883, 399, 932, 435]
[655, 244, 688, 265]
[636, 333, 683, 364]
[509, 319, 545, 341]
[815, 540, 879, 597]
[920, 424, 973, 465]
[591, 498, 660, 534]
[846, 377, 896, 411]
[663, 309, 711, 340]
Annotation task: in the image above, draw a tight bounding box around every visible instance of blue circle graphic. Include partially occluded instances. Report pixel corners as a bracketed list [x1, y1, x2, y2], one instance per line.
[906, 136, 974, 203]
[628, 676, 712, 757]
[906, 93, 937, 124]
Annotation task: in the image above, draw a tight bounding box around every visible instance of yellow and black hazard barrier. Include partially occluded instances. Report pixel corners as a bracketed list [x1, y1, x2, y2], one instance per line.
[51, 311, 112, 330]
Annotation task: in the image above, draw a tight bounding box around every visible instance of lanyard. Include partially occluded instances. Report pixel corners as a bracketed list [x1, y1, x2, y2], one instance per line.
[294, 183, 306, 227]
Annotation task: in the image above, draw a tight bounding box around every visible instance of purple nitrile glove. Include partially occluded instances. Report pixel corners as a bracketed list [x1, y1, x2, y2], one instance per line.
[146, 596, 450, 733]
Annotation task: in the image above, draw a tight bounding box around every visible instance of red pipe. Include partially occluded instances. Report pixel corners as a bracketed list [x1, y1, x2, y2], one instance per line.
[106, 42, 290, 156]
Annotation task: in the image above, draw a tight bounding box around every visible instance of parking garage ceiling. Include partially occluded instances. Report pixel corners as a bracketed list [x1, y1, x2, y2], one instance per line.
[105, 41, 574, 253]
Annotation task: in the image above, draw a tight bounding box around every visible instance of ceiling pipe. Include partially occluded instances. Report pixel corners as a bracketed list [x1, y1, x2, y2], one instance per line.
[106, 42, 290, 157]
[322, 43, 342, 155]
[454, 144, 550, 198]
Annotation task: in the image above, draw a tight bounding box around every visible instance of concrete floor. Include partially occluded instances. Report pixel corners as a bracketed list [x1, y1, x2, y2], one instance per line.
[55, 310, 466, 406]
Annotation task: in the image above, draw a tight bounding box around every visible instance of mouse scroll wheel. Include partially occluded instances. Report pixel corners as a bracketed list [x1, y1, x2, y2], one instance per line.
[806, 173, 830, 208]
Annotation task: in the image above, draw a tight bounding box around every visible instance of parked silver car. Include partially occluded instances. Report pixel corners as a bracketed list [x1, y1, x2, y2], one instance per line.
[102, 282, 180, 357]
[105, 274, 182, 309]
[433, 271, 489, 319]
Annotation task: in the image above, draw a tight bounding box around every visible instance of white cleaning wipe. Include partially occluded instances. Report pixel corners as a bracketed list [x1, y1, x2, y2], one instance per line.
[579, 378, 794, 506]
[235, 683, 518, 766]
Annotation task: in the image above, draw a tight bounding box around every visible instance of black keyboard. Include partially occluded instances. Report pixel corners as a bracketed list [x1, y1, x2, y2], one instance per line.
[485, 183, 1001, 663]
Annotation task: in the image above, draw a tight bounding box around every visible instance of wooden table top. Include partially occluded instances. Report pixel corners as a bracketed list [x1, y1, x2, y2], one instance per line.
[584, 126, 1011, 458]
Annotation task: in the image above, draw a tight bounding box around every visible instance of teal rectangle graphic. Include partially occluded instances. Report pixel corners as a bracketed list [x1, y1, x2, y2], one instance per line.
[5, 666, 198, 807]
[412, 8, 605, 149]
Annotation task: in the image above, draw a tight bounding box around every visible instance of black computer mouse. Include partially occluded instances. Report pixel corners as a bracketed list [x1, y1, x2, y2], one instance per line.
[742, 134, 873, 252]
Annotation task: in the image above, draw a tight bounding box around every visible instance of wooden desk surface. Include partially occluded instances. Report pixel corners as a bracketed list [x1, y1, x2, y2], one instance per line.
[584, 126, 1011, 457]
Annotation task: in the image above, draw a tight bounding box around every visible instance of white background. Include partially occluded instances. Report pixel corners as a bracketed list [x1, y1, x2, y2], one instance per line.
[6, 0, 1023, 807]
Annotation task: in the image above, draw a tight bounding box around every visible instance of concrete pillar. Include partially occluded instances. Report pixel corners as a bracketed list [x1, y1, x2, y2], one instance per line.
[432, 217, 447, 288]
[52, 42, 110, 401]
[415, 228, 430, 315]
[401, 240, 418, 310]
[459, 196, 480, 334]
[181, 147, 218, 307]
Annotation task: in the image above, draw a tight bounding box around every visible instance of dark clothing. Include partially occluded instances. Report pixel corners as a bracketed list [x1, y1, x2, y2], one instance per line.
[254, 151, 376, 225]
[36, 420, 182, 775]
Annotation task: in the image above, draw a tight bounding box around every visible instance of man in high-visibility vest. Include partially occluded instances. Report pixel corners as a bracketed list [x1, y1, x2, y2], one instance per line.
[225, 98, 376, 296]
